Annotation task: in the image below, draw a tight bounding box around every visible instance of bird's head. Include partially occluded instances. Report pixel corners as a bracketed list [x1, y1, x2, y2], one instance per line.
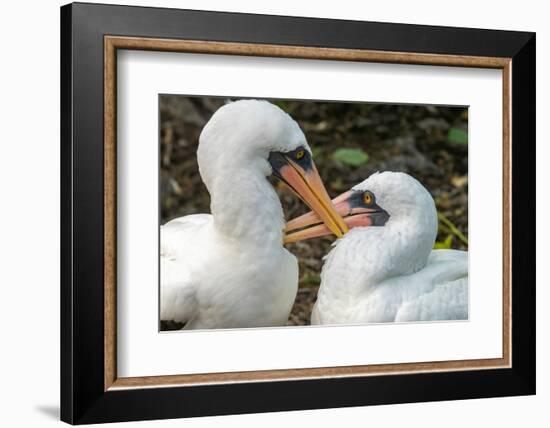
[284, 171, 437, 244]
[197, 99, 348, 239]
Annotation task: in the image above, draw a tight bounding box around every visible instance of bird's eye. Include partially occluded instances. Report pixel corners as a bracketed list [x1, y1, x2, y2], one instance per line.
[363, 192, 373, 205]
[295, 149, 305, 160]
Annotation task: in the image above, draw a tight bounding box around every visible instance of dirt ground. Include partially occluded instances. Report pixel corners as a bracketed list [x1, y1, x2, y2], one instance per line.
[160, 96, 468, 328]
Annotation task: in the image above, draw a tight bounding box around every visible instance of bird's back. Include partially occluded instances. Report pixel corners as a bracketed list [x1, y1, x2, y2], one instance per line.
[160, 213, 299, 329]
[160, 214, 213, 324]
[313, 249, 468, 325]
[393, 249, 468, 322]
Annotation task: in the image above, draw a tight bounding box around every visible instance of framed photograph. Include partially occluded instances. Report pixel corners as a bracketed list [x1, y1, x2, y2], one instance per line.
[61, 2, 535, 424]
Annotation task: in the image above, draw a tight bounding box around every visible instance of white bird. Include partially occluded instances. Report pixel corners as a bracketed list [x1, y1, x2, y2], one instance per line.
[285, 171, 468, 325]
[160, 100, 348, 330]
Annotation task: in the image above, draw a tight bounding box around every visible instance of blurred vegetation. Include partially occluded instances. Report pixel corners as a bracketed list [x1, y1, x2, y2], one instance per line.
[160, 96, 468, 327]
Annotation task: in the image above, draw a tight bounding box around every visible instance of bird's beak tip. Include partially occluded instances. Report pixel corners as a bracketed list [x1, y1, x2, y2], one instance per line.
[272, 155, 348, 240]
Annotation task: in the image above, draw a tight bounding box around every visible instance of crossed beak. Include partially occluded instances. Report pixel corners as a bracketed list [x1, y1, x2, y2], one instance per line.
[268, 152, 348, 242]
[284, 190, 389, 243]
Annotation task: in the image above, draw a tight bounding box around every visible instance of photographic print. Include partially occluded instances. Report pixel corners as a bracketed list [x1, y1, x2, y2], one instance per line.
[62, 6, 534, 422]
[159, 96, 469, 331]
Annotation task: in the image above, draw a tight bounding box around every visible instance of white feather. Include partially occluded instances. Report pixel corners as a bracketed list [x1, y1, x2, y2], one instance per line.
[160, 214, 298, 328]
[312, 172, 468, 325]
[160, 100, 305, 329]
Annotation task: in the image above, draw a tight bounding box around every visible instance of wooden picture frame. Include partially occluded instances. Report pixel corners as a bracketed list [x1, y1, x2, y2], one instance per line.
[61, 2, 535, 424]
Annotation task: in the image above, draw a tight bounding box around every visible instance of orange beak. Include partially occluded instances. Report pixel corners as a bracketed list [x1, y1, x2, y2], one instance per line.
[268, 151, 348, 242]
[284, 190, 389, 243]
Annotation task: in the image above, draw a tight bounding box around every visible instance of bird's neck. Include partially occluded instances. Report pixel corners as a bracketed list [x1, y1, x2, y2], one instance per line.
[209, 170, 285, 247]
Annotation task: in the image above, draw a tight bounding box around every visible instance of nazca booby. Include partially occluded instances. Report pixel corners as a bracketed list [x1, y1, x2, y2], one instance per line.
[160, 100, 348, 329]
[285, 171, 468, 325]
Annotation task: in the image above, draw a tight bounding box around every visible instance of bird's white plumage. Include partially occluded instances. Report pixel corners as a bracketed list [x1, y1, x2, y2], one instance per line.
[160, 100, 306, 329]
[312, 172, 468, 325]
[160, 214, 298, 329]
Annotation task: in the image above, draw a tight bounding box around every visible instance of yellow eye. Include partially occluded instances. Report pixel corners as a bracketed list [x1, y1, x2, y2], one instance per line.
[363, 192, 373, 205]
[295, 149, 305, 160]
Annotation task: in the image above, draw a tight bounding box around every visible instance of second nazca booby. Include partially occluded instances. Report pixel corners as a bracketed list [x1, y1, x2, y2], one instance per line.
[285, 171, 468, 325]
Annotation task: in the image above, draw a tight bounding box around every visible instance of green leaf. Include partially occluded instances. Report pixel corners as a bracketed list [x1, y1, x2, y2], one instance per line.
[332, 148, 369, 167]
[447, 127, 468, 145]
[434, 234, 453, 250]
[438, 213, 468, 246]
[301, 273, 321, 286]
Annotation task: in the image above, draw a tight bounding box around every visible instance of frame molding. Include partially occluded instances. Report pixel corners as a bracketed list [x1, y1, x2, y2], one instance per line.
[103, 35, 512, 391]
[62, 2, 535, 424]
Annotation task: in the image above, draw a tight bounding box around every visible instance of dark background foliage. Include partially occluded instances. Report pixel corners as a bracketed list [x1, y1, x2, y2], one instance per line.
[160, 96, 468, 327]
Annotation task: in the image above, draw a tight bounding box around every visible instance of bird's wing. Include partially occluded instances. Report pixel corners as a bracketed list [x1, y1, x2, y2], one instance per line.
[394, 276, 468, 322]
[358, 250, 468, 323]
[160, 214, 212, 324]
[393, 250, 469, 322]
[161, 214, 212, 259]
[426, 248, 468, 265]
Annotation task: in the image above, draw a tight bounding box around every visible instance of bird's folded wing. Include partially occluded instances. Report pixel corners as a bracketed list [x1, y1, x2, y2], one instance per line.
[160, 214, 212, 324]
[161, 214, 212, 258]
[394, 249, 469, 322]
